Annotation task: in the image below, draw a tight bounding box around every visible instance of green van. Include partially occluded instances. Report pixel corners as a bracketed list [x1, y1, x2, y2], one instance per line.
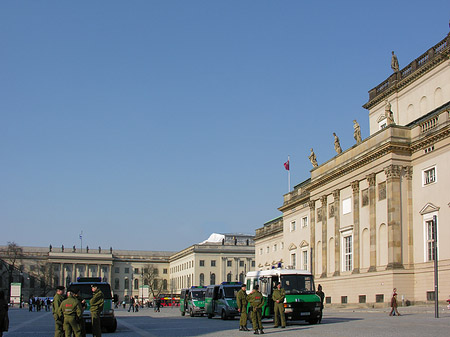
[180, 286, 206, 317]
[205, 282, 242, 320]
[69, 277, 117, 332]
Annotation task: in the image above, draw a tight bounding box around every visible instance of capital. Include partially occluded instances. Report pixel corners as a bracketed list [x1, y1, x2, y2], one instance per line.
[384, 164, 402, 179]
[308, 200, 316, 210]
[366, 173, 376, 187]
[351, 180, 360, 193]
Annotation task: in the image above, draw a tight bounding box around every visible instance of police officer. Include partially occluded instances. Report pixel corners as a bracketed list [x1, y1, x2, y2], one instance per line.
[236, 284, 249, 331]
[90, 285, 104, 337]
[57, 291, 82, 337]
[73, 288, 87, 337]
[52, 286, 65, 337]
[272, 282, 286, 328]
[247, 285, 264, 335]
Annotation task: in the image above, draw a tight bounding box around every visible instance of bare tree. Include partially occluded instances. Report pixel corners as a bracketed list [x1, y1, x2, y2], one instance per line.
[0, 242, 24, 301]
[31, 261, 56, 296]
[142, 264, 164, 298]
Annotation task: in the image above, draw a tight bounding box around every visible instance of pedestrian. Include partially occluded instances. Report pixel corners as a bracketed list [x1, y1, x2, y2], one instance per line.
[272, 282, 286, 328]
[122, 300, 126, 309]
[247, 285, 264, 335]
[155, 298, 161, 312]
[29, 297, 33, 312]
[73, 288, 87, 337]
[236, 284, 249, 331]
[52, 286, 65, 337]
[316, 284, 325, 323]
[389, 288, 401, 316]
[0, 290, 9, 337]
[90, 284, 104, 337]
[128, 296, 135, 312]
[57, 291, 82, 337]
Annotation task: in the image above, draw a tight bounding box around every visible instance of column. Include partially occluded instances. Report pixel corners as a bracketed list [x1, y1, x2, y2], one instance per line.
[309, 200, 316, 276]
[404, 166, 414, 266]
[320, 195, 328, 278]
[384, 164, 404, 269]
[86, 264, 89, 277]
[59, 263, 63, 287]
[351, 180, 360, 273]
[222, 257, 227, 283]
[333, 189, 341, 276]
[367, 173, 377, 272]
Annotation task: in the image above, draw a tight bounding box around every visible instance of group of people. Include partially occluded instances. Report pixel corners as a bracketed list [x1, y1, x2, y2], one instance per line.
[236, 283, 325, 335]
[28, 297, 52, 312]
[52, 284, 104, 337]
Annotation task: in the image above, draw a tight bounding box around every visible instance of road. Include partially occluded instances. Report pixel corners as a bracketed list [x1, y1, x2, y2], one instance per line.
[4, 305, 450, 336]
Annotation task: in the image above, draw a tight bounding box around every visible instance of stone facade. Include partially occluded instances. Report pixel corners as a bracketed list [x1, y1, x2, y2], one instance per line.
[255, 32, 450, 306]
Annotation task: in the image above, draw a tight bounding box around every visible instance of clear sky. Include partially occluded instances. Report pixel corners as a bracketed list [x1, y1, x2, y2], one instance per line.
[1, 1, 449, 252]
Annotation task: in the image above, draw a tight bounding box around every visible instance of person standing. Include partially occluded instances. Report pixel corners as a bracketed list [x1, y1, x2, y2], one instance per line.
[73, 288, 87, 337]
[0, 290, 9, 337]
[90, 285, 104, 337]
[272, 282, 286, 328]
[316, 284, 325, 323]
[389, 288, 401, 316]
[236, 284, 249, 331]
[128, 296, 135, 312]
[247, 285, 264, 335]
[57, 291, 82, 337]
[52, 286, 65, 337]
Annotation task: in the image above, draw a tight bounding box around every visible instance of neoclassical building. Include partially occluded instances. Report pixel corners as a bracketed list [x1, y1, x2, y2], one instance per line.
[255, 32, 450, 305]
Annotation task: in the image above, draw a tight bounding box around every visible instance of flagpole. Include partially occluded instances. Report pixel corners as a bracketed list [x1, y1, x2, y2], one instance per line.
[80, 230, 83, 252]
[288, 155, 290, 192]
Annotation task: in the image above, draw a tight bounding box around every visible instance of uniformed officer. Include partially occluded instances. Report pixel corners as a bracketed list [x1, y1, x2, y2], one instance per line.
[73, 288, 87, 337]
[272, 282, 286, 328]
[236, 284, 249, 331]
[52, 286, 65, 337]
[247, 285, 264, 335]
[57, 291, 82, 337]
[90, 285, 104, 337]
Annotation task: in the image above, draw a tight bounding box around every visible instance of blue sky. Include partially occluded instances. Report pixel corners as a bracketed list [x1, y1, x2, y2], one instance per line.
[1, 1, 449, 251]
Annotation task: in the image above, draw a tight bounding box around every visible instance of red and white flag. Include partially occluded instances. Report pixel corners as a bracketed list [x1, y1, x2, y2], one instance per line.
[284, 159, 290, 171]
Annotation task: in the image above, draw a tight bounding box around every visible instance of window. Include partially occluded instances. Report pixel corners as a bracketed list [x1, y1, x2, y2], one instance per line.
[124, 268, 130, 274]
[259, 248, 263, 255]
[239, 272, 245, 283]
[30, 277, 35, 288]
[124, 278, 129, 289]
[134, 279, 139, 290]
[144, 268, 149, 274]
[251, 261, 255, 267]
[342, 234, 353, 272]
[359, 295, 366, 303]
[163, 279, 168, 290]
[114, 278, 119, 290]
[281, 242, 284, 250]
[375, 294, 384, 303]
[325, 297, 331, 304]
[290, 221, 296, 232]
[341, 296, 347, 304]
[134, 268, 139, 274]
[199, 260, 205, 267]
[361, 189, 369, 207]
[378, 182, 386, 201]
[273, 244, 277, 252]
[239, 261, 244, 267]
[426, 218, 437, 261]
[290, 253, 296, 269]
[163, 268, 168, 274]
[423, 166, 436, 186]
[426, 291, 435, 301]
[301, 216, 308, 228]
[114, 267, 120, 273]
[227, 273, 232, 282]
[342, 198, 352, 214]
[211, 260, 216, 267]
[210, 273, 216, 285]
[199, 273, 204, 286]
[266, 246, 269, 253]
[302, 250, 308, 270]
[227, 260, 232, 267]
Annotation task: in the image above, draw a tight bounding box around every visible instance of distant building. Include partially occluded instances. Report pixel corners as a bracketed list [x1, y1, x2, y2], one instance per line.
[255, 32, 450, 305]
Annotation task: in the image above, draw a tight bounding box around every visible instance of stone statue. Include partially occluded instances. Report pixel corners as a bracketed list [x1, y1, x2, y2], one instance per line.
[353, 120, 362, 145]
[391, 51, 399, 72]
[99, 246, 101, 253]
[110, 247, 113, 254]
[72, 245, 76, 252]
[333, 132, 342, 154]
[309, 148, 318, 167]
[49, 244, 52, 252]
[385, 100, 395, 125]
[86, 245, 89, 253]
[61, 244, 64, 252]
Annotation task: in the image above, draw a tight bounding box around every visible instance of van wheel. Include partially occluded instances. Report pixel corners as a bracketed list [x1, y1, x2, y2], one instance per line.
[221, 310, 227, 320]
[207, 314, 213, 319]
[181, 311, 185, 316]
[190, 309, 194, 317]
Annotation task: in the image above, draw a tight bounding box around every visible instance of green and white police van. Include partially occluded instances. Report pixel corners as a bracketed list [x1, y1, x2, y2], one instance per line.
[69, 277, 117, 332]
[205, 282, 242, 320]
[180, 286, 206, 317]
[245, 269, 321, 324]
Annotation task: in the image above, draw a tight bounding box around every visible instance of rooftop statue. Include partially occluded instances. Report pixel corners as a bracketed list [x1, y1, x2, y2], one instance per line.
[333, 132, 342, 154]
[391, 51, 399, 72]
[385, 100, 395, 125]
[353, 120, 362, 145]
[309, 148, 318, 168]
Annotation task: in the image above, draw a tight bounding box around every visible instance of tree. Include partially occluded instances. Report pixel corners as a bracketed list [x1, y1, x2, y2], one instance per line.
[31, 261, 56, 296]
[0, 242, 24, 301]
[142, 264, 164, 298]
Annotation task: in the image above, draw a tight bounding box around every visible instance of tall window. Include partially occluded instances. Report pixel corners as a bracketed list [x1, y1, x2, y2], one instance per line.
[239, 272, 244, 283]
[227, 273, 232, 282]
[227, 260, 232, 267]
[290, 253, 296, 269]
[290, 221, 296, 232]
[211, 260, 216, 267]
[124, 278, 129, 289]
[134, 278, 139, 290]
[343, 235, 353, 271]
[302, 250, 308, 270]
[163, 279, 167, 290]
[199, 260, 205, 267]
[302, 216, 308, 228]
[199, 273, 204, 286]
[423, 167, 436, 185]
[210, 273, 216, 285]
[114, 278, 119, 290]
[426, 219, 436, 261]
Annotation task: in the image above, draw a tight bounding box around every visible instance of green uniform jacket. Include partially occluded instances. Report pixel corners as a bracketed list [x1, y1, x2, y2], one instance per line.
[247, 291, 264, 309]
[52, 293, 64, 318]
[272, 288, 285, 303]
[236, 289, 248, 310]
[90, 289, 104, 314]
[58, 297, 82, 319]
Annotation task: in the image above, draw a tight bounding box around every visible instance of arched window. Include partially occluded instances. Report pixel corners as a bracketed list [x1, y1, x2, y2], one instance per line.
[163, 279, 168, 290]
[199, 273, 204, 286]
[124, 278, 129, 290]
[144, 279, 149, 286]
[210, 273, 216, 285]
[134, 278, 139, 290]
[227, 272, 232, 282]
[114, 278, 120, 290]
[239, 272, 244, 284]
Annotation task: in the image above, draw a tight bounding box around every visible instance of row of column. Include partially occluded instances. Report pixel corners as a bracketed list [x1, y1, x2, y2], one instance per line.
[308, 164, 413, 277]
[58, 263, 111, 286]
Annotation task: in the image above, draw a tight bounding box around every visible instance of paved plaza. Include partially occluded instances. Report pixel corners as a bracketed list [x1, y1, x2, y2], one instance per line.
[3, 304, 449, 336]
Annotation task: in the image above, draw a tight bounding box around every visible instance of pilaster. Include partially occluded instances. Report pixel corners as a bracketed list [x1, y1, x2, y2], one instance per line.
[404, 166, 414, 267]
[333, 189, 340, 276]
[351, 180, 360, 274]
[320, 195, 328, 278]
[309, 200, 316, 276]
[367, 173, 377, 272]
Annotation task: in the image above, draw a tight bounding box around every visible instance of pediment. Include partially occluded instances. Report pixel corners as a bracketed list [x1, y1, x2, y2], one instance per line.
[419, 203, 440, 215]
[288, 243, 297, 251]
[300, 240, 309, 248]
[377, 114, 387, 123]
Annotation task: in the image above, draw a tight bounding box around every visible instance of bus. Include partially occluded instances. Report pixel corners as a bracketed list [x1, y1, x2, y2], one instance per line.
[245, 269, 321, 324]
[69, 277, 117, 332]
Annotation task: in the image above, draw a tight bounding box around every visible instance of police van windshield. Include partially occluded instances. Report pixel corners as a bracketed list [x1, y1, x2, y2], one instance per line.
[281, 275, 314, 295]
[223, 286, 241, 298]
[191, 290, 205, 300]
[70, 284, 113, 300]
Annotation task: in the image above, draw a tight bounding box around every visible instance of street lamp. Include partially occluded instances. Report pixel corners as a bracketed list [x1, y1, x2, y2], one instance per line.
[141, 268, 144, 308]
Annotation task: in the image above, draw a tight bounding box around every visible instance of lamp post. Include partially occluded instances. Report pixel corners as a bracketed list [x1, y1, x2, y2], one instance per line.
[141, 268, 144, 308]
